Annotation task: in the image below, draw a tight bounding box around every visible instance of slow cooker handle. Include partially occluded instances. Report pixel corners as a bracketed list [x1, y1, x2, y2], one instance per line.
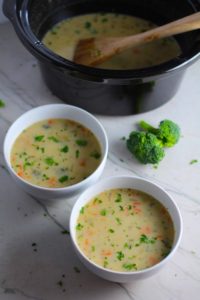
[3, 0, 18, 22]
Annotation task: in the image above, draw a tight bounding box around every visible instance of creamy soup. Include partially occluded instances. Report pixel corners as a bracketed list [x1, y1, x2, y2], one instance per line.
[11, 119, 101, 188]
[76, 188, 174, 272]
[43, 13, 181, 70]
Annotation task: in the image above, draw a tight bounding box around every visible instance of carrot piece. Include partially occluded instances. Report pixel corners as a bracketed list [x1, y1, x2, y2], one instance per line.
[141, 225, 152, 235]
[132, 201, 142, 213]
[17, 171, 24, 177]
[48, 177, 57, 187]
[101, 250, 113, 257]
[156, 235, 163, 240]
[149, 255, 159, 265]
[48, 119, 54, 125]
[84, 239, 90, 246]
[79, 159, 86, 167]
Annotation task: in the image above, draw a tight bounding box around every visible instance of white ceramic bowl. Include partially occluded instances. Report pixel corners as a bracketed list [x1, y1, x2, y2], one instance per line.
[3, 104, 108, 200]
[70, 176, 183, 282]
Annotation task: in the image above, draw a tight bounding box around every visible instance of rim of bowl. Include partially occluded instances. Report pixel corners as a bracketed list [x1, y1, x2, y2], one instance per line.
[70, 175, 183, 276]
[3, 104, 108, 192]
[12, 0, 200, 81]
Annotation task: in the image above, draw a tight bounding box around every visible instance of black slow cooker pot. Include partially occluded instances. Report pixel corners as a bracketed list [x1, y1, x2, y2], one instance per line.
[3, 0, 200, 115]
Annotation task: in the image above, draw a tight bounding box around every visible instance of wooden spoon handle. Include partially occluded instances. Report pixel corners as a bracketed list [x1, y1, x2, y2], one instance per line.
[115, 12, 200, 51]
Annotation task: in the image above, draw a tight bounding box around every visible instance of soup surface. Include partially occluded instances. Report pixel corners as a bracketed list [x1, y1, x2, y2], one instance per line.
[43, 13, 181, 70]
[11, 119, 101, 188]
[76, 188, 174, 272]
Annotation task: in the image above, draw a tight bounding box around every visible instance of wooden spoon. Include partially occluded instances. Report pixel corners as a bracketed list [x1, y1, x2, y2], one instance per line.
[73, 12, 200, 66]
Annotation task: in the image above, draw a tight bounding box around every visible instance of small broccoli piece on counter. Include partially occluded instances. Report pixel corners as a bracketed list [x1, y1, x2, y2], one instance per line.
[139, 119, 181, 147]
[126, 131, 165, 164]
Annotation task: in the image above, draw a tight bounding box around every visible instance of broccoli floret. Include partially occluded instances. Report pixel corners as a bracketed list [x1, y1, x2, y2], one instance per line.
[139, 119, 180, 147]
[126, 131, 165, 164]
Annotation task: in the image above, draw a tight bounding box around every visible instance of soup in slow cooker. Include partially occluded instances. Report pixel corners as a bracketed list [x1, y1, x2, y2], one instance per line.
[42, 13, 181, 70]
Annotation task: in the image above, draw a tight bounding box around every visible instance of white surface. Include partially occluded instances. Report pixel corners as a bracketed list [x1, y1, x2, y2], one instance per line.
[0, 21, 200, 299]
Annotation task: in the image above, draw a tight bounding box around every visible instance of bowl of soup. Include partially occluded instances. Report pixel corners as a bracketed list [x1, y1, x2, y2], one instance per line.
[70, 176, 182, 282]
[3, 0, 200, 115]
[3, 104, 108, 200]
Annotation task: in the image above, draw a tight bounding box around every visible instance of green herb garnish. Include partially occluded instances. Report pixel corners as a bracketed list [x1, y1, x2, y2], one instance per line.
[123, 263, 137, 271]
[35, 135, 44, 142]
[60, 145, 69, 153]
[59, 175, 69, 183]
[139, 234, 157, 244]
[76, 223, 84, 230]
[115, 193, 122, 203]
[0, 99, 5, 108]
[115, 217, 121, 225]
[42, 174, 49, 180]
[48, 136, 59, 143]
[80, 207, 85, 214]
[75, 149, 80, 158]
[116, 251, 125, 261]
[44, 157, 57, 166]
[190, 159, 198, 165]
[84, 21, 92, 29]
[76, 139, 88, 146]
[100, 209, 107, 216]
[90, 151, 101, 159]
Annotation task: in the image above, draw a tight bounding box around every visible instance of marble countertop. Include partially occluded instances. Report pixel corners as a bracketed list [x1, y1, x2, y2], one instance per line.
[0, 21, 200, 300]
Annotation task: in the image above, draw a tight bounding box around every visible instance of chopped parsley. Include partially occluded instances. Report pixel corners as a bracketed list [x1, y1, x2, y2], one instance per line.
[93, 197, 102, 204]
[44, 157, 58, 166]
[34, 135, 44, 142]
[116, 251, 125, 261]
[0, 99, 5, 108]
[42, 174, 49, 180]
[80, 207, 85, 214]
[123, 263, 137, 271]
[84, 21, 92, 29]
[58, 175, 69, 183]
[23, 161, 34, 170]
[115, 193, 122, 203]
[90, 150, 101, 159]
[190, 159, 198, 165]
[75, 149, 80, 158]
[76, 139, 88, 146]
[124, 242, 132, 249]
[115, 217, 122, 225]
[139, 234, 157, 244]
[76, 223, 84, 230]
[100, 209, 107, 216]
[48, 136, 59, 143]
[101, 17, 108, 22]
[103, 257, 108, 268]
[108, 228, 115, 233]
[60, 145, 69, 153]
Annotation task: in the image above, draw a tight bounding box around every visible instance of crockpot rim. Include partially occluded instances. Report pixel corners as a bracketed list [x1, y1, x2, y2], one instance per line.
[8, 0, 200, 81]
